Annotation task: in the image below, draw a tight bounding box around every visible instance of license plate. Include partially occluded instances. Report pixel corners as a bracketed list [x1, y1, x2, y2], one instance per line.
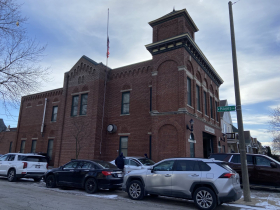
[35, 165, 40, 168]
[117, 174, 123, 177]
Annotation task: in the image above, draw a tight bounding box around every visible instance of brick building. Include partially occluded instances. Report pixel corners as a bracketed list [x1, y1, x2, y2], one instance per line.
[10, 9, 226, 167]
[0, 119, 17, 155]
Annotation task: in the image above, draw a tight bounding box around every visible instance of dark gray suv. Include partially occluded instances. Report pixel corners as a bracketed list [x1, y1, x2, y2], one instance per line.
[123, 158, 242, 210]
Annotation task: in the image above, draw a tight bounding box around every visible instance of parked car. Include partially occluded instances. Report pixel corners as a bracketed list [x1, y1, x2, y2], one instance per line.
[123, 158, 242, 210]
[110, 156, 155, 175]
[0, 153, 48, 182]
[209, 153, 280, 186]
[44, 159, 123, 194]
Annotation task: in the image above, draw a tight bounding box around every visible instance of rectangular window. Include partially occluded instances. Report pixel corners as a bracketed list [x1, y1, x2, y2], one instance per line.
[187, 77, 192, 106]
[223, 145, 226, 153]
[215, 101, 218, 121]
[47, 139, 54, 160]
[119, 136, 128, 157]
[31, 140, 37, 153]
[9, 142, 13, 153]
[80, 93, 88, 115]
[204, 91, 207, 115]
[121, 92, 130, 114]
[210, 96, 213, 118]
[196, 85, 200, 111]
[71, 95, 79, 116]
[20, 140, 26, 153]
[150, 87, 152, 111]
[51, 106, 58, 122]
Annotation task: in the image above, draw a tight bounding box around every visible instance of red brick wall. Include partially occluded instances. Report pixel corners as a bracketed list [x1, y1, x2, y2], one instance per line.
[0, 131, 16, 154]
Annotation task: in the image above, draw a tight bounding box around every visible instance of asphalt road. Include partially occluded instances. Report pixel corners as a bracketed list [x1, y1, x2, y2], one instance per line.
[0, 176, 267, 210]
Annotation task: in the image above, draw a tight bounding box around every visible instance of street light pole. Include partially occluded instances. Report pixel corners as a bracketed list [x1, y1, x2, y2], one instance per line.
[228, 1, 251, 202]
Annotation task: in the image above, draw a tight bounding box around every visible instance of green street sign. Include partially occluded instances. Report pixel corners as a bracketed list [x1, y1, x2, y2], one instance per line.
[217, 106, 235, 112]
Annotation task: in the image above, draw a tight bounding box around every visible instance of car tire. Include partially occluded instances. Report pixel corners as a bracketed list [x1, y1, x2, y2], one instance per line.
[85, 178, 98, 194]
[193, 187, 217, 210]
[46, 175, 56, 188]
[34, 178, 41, 182]
[7, 169, 17, 182]
[128, 180, 144, 200]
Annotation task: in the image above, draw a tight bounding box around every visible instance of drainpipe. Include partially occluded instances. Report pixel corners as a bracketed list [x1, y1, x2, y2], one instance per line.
[41, 98, 47, 136]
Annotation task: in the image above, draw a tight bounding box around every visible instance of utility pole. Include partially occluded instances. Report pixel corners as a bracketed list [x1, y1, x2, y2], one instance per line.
[228, 1, 251, 202]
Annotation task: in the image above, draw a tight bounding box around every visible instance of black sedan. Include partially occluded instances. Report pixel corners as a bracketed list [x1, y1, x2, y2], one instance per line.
[44, 159, 123, 193]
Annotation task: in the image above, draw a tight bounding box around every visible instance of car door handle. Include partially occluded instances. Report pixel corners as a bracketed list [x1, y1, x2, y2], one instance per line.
[191, 174, 199, 177]
[165, 174, 171, 177]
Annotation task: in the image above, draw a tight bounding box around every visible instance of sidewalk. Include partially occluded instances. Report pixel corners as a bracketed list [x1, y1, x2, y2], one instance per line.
[228, 188, 280, 209]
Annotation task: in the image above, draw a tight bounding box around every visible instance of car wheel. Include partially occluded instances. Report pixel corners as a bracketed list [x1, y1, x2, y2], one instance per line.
[128, 180, 144, 200]
[34, 178, 41, 182]
[7, 169, 17, 182]
[85, 178, 98, 194]
[193, 187, 217, 210]
[46, 175, 56, 188]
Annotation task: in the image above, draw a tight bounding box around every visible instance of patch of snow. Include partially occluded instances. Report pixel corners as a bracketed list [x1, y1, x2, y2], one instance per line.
[225, 203, 265, 209]
[255, 201, 279, 210]
[86, 194, 118, 199]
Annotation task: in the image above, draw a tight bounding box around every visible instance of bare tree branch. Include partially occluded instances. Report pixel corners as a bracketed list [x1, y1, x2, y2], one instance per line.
[71, 118, 92, 159]
[268, 106, 280, 154]
[0, 0, 50, 112]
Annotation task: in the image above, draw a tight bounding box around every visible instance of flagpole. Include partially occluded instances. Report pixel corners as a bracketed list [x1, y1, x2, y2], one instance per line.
[100, 8, 109, 155]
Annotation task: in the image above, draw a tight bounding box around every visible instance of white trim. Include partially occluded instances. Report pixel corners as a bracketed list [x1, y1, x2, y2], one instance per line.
[148, 85, 152, 87]
[21, 138, 27, 140]
[31, 138, 38, 140]
[195, 78, 201, 86]
[52, 101, 60, 104]
[120, 89, 132, 92]
[187, 104, 194, 109]
[71, 91, 89, 95]
[188, 139, 196, 143]
[148, 132, 152, 135]
[178, 66, 187, 71]
[186, 70, 194, 79]
[197, 110, 202, 114]
[120, 114, 130, 116]
[178, 108, 187, 112]
[37, 104, 43, 106]
[152, 71, 158, 76]
[118, 133, 130, 136]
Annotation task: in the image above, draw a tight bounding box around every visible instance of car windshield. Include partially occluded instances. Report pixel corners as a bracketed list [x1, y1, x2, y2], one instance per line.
[93, 160, 117, 169]
[138, 158, 155, 166]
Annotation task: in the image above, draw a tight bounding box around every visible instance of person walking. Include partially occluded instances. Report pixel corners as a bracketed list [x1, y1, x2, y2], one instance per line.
[115, 152, 125, 170]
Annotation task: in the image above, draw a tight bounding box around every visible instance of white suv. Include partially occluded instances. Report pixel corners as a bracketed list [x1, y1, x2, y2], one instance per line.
[123, 158, 242, 210]
[0, 153, 48, 182]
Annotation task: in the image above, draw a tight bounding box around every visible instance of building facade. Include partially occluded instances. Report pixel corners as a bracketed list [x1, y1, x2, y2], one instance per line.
[9, 9, 226, 166]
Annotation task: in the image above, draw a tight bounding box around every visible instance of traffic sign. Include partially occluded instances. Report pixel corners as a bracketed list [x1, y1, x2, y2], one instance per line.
[217, 106, 235, 112]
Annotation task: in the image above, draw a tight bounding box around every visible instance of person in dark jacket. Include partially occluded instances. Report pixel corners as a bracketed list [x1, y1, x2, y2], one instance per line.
[115, 153, 125, 170]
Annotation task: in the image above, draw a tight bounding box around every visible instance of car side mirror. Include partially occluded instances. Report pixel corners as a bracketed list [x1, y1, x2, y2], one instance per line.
[270, 162, 277, 168]
[148, 166, 154, 173]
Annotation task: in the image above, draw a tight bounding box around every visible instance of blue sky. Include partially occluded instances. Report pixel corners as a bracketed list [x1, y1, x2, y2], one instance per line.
[1, 0, 279, 147]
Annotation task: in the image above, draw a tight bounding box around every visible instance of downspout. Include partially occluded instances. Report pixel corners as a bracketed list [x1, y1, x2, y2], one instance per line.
[41, 98, 47, 136]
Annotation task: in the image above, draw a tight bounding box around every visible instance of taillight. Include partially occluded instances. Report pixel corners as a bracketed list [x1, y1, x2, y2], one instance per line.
[23, 162, 27, 169]
[219, 173, 235, 178]
[102, 171, 112, 176]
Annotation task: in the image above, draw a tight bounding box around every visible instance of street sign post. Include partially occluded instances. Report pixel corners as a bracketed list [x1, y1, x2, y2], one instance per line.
[217, 106, 235, 112]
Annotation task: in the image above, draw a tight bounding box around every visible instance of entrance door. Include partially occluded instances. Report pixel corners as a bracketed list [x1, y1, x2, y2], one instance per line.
[203, 132, 214, 158]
